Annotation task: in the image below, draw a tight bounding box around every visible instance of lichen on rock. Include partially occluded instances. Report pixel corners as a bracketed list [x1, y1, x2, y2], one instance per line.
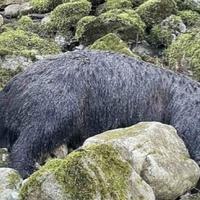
[89, 33, 140, 58]
[75, 9, 145, 45]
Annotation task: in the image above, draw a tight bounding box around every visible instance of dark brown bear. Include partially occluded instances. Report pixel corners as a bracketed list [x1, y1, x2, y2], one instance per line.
[0, 50, 199, 178]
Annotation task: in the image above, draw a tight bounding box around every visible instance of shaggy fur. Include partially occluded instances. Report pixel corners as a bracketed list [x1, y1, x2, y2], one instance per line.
[0, 50, 200, 178]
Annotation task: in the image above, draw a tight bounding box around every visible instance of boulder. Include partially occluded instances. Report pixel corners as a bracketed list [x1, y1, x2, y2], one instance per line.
[4, 4, 21, 17]
[149, 15, 186, 47]
[89, 33, 140, 58]
[19, 122, 200, 200]
[75, 9, 145, 45]
[84, 122, 200, 200]
[49, 0, 91, 33]
[136, 0, 177, 27]
[20, 144, 155, 200]
[165, 28, 200, 80]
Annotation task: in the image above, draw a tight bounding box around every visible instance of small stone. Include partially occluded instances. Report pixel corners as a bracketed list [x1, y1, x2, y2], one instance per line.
[4, 4, 21, 17]
[1, 55, 33, 71]
[0, 148, 9, 167]
[0, 15, 4, 27]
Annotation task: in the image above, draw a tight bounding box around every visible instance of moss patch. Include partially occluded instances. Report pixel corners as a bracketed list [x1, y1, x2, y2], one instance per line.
[31, 0, 62, 13]
[0, 29, 60, 59]
[0, 67, 21, 90]
[50, 0, 91, 33]
[149, 15, 185, 47]
[7, 172, 22, 189]
[136, 0, 177, 27]
[20, 144, 132, 200]
[89, 33, 140, 58]
[177, 10, 200, 27]
[75, 9, 145, 45]
[165, 28, 200, 80]
[97, 0, 133, 14]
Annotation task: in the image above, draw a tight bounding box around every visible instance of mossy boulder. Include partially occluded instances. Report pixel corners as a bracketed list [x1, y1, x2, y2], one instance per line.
[49, 0, 91, 33]
[89, 33, 140, 58]
[0, 67, 21, 90]
[96, 0, 133, 14]
[149, 15, 186, 47]
[75, 9, 145, 45]
[84, 122, 200, 200]
[31, 0, 62, 13]
[132, 0, 148, 7]
[165, 28, 200, 80]
[176, 0, 200, 13]
[177, 10, 200, 27]
[20, 144, 155, 200]
[18, 16, 34, 31]
[136, 0, 177, 27]
[0, 29, 61, 59]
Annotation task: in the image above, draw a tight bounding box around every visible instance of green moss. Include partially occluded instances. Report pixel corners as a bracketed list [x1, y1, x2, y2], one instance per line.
[97, 0, 133, 14]
[7, 172, 22, 189]
[177, 10, 200, 27]
[0, 29, 61, 59]
[176, 0, 200, 13]
[31, 0, 62, 13]
[165, 28, 200, 80]
[17, 16, 55, 37]
[75, 9, 145, 45]
[136, 0, 177, 27]
[20, 144, 132, 200]
[149, 15, 184, 47]
[89, 33, 140, 58]
[18, 16, 34, 31]
[0, 67, 21, 90]
[49, 0, 91, 33]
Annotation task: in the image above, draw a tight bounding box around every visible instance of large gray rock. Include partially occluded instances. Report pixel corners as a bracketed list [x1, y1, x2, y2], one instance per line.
[84, 122, 200, 200]
[0, 0, 25, 9]
[4, 4, 21, 17]
[0, 168, 22, 200]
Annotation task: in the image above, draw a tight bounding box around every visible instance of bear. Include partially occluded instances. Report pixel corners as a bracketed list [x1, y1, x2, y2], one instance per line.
[0, 50, 200, 178]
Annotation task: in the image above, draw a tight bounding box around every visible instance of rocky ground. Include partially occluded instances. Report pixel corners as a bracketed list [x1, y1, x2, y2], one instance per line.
[0, 0, 200, 199]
